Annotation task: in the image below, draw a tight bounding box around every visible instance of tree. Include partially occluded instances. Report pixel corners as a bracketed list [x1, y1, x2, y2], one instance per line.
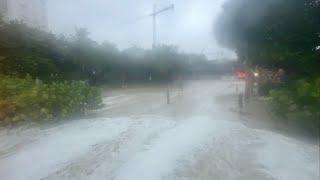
[215, 0, 320, 76]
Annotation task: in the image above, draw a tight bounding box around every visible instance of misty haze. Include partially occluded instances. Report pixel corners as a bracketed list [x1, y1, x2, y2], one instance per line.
[0, 0, 319, 180]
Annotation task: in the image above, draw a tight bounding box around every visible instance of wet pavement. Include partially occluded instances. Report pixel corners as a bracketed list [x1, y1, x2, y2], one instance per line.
[0, 78, 319, 180]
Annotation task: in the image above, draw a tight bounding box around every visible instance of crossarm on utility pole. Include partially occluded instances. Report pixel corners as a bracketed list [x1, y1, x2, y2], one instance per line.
[148, 4, 174, 16]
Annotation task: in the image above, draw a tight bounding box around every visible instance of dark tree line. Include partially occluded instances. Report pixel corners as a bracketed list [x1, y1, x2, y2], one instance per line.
[215, 0, 319, 77]
[0, 18, 230, 85]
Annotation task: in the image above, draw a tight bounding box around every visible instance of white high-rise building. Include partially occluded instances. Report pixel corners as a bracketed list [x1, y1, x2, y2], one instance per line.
[0, 0, 47, 30]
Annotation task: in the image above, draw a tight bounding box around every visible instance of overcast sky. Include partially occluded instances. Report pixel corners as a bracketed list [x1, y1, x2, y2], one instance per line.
[46, 0, 236, 60]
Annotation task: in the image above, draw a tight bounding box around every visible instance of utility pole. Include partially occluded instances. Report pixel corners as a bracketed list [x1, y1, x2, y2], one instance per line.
[152, 4, 157, 49]
[149, 3, 174, 49]
[149, 3, 174, 104]
[138, 3, 174, 104]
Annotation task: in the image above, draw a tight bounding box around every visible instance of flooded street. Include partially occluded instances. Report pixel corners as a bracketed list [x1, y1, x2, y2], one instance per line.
[0, 78, 319, 180]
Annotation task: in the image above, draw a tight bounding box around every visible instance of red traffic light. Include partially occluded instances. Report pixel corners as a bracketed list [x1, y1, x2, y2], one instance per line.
[237, 71, 246, 79]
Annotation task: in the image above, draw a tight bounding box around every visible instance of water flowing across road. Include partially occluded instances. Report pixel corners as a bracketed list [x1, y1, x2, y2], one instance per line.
[0, 78, 319, 180]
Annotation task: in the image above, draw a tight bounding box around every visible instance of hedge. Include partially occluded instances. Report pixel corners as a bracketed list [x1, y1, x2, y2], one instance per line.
[0, 75, 102, 124]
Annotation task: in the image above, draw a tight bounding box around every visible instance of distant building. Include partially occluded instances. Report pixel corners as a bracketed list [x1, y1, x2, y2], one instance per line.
[0, 0, 47, 30]
[0, 0, 8, 16]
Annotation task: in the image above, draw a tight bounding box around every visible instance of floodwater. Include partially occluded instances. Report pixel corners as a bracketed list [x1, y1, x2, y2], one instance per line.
[0, 78, 319, 180]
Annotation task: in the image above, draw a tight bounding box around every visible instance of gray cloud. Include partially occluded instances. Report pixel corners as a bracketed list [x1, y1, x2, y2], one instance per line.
[46, 0, 236, 60]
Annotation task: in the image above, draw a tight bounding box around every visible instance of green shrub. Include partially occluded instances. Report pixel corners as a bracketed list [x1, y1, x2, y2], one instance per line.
[0, 75, 102, 123]
[0, 54, 59, 81]
[258, 82, 274, 96]
[270, 78, 320, 134]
